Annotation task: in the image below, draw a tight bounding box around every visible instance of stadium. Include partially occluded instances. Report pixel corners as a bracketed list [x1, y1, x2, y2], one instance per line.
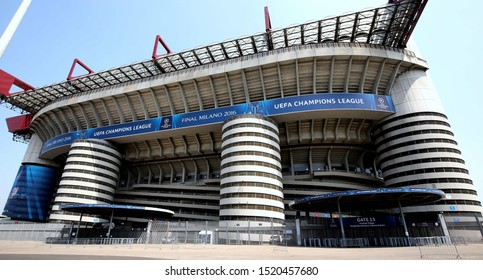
[1, 0, 483, 244]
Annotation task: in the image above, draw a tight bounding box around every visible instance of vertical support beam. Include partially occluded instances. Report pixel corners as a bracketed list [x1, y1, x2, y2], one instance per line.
[41, 116, 56, 139]
[124, 93, 137, 121]
[157, 163, 163, 184]
[112, 96, 125, 123]
[344, 149, 351, 172]
[277, 63, 284, 98]
[297, 120, 302, 144]
[334, 118, 341, 141]
[289, 148, 294, 176]
[373, 59, 386, 94]
[329, 57, 335, 93]
[337, 197, 346, 242]
[100, 98, 114, 126]
[193, 80, 204, 111]
[194, 133, 201, 154]
[144, 140, 152, 158]
[49, 112, 65, 134]
[224, 73, 234, 106]
[75, 212, 83, 241]
[89, 101, 102, 127]
[322, 119, 327, 141]
[308, 147, 313, 174]
[136, 166, 141, 185]
[241, 69, 250, 103]
[156, 139, 163, 158]
[310, 119, 315, 143]
[385, 61, 402, 95]
[163, 85, 175, 115]
[295, 59, 300, 95]
[68, 106, 81, 131]
[399, 199, 410, 240]
[78, 104, 92, 129]
[312, 57, 317, 93]
[35, 123, 50, 143]
[359, 57, 371, 93]
[178, 82, 189, 113]
[208, 76, 218, 108]
[192, 159, 198, 183]
[344, 56, 352, 92]
[181, 161, 186, 183]
[106, 210, 115, 238]
[136, 91, 149, 120]
[327, 147, 332, 171]
[356, 119, 365, 143]
[49, 111, 64, 134]
[148, 88, 162, 118]
[205, 158, 211, 179]
[259, 66, 267, 100]
[132, 143, 140, 160]
[346, 118, 354, 142]
[168, 137, 177, 157]
[359, 150, 367, 171]
[58, 108, 73, 132]
[169, 162, 174, 183]
[209, 132, 216, 153]
[181, 135, 189, 156]
[284, 122, 290, 145]
[146, 164, 153, 184]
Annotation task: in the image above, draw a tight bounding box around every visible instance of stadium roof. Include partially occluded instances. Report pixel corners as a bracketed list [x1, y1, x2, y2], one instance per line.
[1, 0, 427, 114]
[289, 187, 445, 213]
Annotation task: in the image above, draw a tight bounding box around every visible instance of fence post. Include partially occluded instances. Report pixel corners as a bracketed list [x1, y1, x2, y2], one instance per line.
[145, 220, 153, 245]
[185, 221, 188, 244]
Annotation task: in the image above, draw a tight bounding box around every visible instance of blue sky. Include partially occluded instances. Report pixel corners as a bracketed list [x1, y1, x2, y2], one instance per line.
[0, 0, 482, 211]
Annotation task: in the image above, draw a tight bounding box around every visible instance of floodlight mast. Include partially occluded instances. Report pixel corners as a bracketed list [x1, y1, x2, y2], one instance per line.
[0, 0, 32, 59]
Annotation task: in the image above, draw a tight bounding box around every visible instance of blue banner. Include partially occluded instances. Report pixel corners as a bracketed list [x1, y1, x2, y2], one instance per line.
[173, 104, 248, 128]
[329, 216, 398, 229]
[3, 165, 60, 221]
[263, 94, 394, 116]
[40, 131, 82, 154]
[41, 93, 395, 155]
[86, 119, 161, 139]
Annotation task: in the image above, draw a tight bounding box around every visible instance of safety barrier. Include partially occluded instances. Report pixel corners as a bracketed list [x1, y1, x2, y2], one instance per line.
[305, 238, 369, 247]
[46, 237, 141, 245]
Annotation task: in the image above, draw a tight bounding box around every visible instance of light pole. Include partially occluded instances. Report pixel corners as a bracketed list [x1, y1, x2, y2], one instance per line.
[0, 0, 32, 59]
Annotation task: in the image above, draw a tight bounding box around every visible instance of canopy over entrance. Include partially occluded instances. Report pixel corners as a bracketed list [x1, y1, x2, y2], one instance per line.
[60, 203, 175, 220]
[289, 187, 445, 213]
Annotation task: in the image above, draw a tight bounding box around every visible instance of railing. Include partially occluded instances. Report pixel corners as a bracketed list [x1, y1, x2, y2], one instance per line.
[46, 237, 141, 245]
[306, 238, 369, 247]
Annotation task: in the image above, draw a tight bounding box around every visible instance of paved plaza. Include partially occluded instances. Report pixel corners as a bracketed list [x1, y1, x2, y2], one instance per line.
[0, 241, 482, 260]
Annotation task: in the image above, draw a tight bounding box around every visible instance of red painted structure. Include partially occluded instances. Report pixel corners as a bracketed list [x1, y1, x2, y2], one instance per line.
[67, 58, 94, 81]
[0, 69, 34, 97]
[6, 114, 32, 133]
[152, 35, 172, 59]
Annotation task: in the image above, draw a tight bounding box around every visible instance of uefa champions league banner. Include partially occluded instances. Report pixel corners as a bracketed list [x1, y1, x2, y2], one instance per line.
[41, 93, 395, 154]
[262, 93, 394, 115]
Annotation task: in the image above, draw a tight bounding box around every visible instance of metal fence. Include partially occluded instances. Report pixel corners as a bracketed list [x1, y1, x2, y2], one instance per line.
[139, 220, 292, 246]
[0, 221, 292, 246]
[304, 238, 369, 247]
[0, 221, 468, 252]
[0, 222, 68, 241]
[415, 237, 465, 259]
[45, 237, 142, 245]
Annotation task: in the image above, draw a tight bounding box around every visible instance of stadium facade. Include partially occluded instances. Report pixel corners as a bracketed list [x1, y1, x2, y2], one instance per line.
[1, 0, 483, 241]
